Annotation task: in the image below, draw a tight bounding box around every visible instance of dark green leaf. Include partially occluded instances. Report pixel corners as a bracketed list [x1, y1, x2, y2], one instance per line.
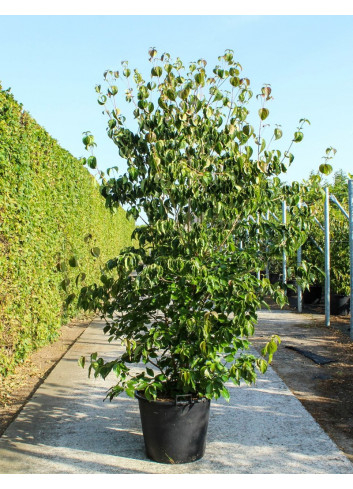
[91, 247, 101, 258]
[87, 156, 97, 169]
[293, 131, 303, 142]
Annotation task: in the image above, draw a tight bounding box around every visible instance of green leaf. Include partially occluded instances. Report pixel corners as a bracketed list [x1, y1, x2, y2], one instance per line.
[326, 146, 337, 155]
[109, 85, 118, 96]
[75, 272, 86, 286]
[61, 278, 70, 292]
[91, 247, 101, 258]
[82, 134, 95, 148]
[87, 156, 97, 169]
[194, 73, 202, 84]
[293, 131, 303, 142]
[126, 387, 135, 398]
[257, 358, 267, 374]
[69, 257, 79, 268]
[166, 89, 176, 101]
[274, 128, 282, 140]
[78, 356, 85, 368]
[258, 108, 269, 121]
[221, 387, 230, 402]
[206, 106, 213, 118]
[151, 66, 163, 77]
[319, 163, 333, 175]
[299, 118, 310, 125]
[66, 293, 76, 305]
[146, 367, 155, 377]
[97, 95, 107, 106]
[243, 125, 251, 136]
[56, 262, 67, 272]
[215, 142, 223, 154]
[149, 47, 157, 58]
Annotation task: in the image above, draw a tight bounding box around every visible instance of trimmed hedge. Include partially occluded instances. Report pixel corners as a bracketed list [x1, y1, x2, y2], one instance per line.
[0, 85, 135, 376]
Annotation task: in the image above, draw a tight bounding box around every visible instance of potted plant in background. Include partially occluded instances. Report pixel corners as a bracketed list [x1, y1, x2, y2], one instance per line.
[78, 49, 310, 464]
[330, 217, 350, 315]
[329, 171, 351, 315]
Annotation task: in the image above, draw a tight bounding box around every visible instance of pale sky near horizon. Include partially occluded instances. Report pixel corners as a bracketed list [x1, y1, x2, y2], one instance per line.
[1, 12, 353, 184]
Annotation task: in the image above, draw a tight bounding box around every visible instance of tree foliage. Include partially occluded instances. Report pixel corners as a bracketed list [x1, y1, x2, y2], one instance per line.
[79, 49, 314, 401]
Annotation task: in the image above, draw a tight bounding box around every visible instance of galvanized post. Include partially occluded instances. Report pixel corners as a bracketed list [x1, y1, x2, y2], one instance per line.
[256, 214, 261, 280]
[324, 187, 330, 327]
[265, 210, 270, 280]
[348, 180, 353, 339]
[282, 200, 287, 286]
[297, 199, 302, 313]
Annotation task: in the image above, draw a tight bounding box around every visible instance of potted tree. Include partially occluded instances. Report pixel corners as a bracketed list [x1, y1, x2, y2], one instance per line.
[330, 225, 350, 315]
[78, 49, 308, 464]
[329, 171, 351, 315]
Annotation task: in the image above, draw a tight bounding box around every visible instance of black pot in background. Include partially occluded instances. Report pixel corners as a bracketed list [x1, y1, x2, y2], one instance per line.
[135, 391, 211, 464]
[286, 280, 296, 297]
[269, 273, 280, 284]
[303, 285, 322, 305]
[330, 294, 350, 316]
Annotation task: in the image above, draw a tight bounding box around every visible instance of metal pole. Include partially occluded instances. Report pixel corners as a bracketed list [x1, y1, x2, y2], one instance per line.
[324, 187, 330, 327]
[348, 180, 353, 339]
[297, 199, 302, 313]
[330, 194, 349, 220]
[256, 214, 261, 280]
[282, 200, 287, 286]
[314, 216, 325, 232]
[265, 210, 270, 280]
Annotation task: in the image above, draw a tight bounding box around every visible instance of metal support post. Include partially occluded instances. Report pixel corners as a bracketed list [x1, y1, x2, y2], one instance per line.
[282, 200, 287, 286]
[348, 180, 353, 339]
[314, 216, 325, 232]
[256, 214, 261, 280]
[265, 210, 270, 280]
[324, 187, 330, 327]
[330, 194, 349, 220]
[297, 199, 302, 313]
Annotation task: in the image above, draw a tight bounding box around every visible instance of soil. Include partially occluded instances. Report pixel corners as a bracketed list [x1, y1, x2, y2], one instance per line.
[1, 303, 353, 467]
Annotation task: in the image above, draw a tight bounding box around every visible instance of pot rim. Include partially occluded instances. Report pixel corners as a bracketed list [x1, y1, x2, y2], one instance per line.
[134, 390, 210, 406]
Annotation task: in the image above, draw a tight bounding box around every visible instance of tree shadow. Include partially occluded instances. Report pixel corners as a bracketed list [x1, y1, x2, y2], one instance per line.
[0, 357, 352, 473]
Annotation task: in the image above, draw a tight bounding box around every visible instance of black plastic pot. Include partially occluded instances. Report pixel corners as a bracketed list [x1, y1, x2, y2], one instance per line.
[135, 391, 211, 464]
[269, 273, 280, 284]
[303, 285, 322, 305]
[330, 294, 350, 316]
[286, 280, 296, 297]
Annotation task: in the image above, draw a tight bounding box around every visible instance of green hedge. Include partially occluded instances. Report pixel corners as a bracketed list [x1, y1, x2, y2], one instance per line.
[0, 85, 135, 376]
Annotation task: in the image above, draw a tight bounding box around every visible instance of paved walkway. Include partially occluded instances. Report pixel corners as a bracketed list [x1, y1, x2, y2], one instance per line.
[0, 311, 352, 473]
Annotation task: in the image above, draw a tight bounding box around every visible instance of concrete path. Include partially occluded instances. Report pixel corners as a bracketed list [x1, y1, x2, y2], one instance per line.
[0, 311, 352, 474]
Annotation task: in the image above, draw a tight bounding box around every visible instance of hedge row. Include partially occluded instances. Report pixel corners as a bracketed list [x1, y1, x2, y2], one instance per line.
[0, 85, 135, 376]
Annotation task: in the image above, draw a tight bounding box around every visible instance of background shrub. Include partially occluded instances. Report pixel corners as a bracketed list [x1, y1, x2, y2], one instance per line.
[0, 85, 134, 376]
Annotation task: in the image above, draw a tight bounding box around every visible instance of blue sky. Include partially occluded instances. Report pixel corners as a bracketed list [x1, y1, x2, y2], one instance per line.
[0, 14, 352, 183]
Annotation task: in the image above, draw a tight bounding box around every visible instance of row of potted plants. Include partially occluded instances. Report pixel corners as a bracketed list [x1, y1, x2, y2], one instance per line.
[259, 170, 351, 315]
